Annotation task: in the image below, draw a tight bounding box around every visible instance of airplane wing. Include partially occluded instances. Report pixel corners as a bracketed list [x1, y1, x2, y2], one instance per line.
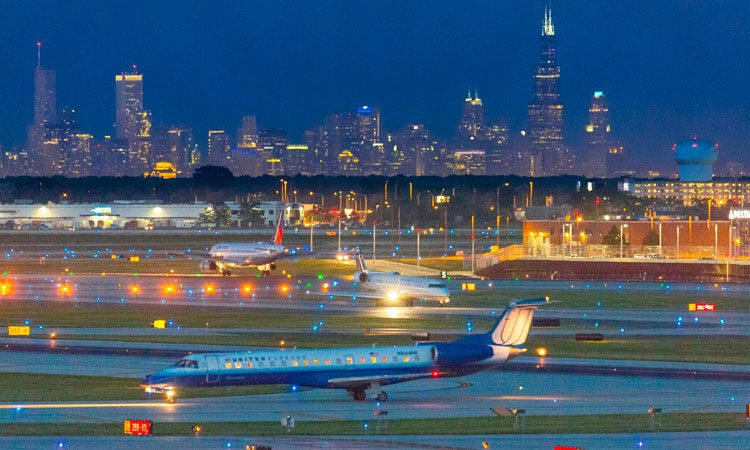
[303, 289, 383, 300]
[327, 372, 433, 389]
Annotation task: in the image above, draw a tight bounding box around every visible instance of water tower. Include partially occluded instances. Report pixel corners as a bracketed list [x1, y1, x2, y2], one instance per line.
[673, 138, 718, 182]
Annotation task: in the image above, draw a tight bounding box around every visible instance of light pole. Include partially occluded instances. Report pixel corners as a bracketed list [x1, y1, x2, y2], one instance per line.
[309, 215, 315, 253]
[416, 228, 421, 271]
[372, 221, 386, 261]
[620, 223, 625, 258]
[471, 215, 475, 274]
[676, 226, 681, 259]
[337, 218, 342, 254]
[496, 187, 500, 249]
[727, 221, 732, 282]
[658, 222, 663, 256]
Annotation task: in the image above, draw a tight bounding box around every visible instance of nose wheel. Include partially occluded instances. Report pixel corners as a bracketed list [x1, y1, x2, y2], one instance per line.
[376, 391, 388, 402]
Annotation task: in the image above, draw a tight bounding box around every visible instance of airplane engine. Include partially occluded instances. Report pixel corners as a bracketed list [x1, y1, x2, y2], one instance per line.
[269, 263, 276, 270]
[200, 260, 218, 272]
[358, 272, 369, 283]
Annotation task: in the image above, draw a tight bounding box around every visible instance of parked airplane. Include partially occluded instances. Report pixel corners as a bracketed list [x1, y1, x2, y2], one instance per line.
[177, 211, 286, 276]
[351, 250, 451, 306]
[141, 297, 548, 402]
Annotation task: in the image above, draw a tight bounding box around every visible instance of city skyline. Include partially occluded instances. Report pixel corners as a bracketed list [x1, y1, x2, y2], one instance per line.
[1, 0, 749, 174]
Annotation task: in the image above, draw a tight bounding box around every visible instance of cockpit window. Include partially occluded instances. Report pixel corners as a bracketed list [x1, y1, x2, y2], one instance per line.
[174, 359, 198, 369]
[427, 283, 447, 288]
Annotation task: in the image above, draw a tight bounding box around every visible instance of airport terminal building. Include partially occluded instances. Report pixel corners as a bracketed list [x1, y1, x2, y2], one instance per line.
[0, 200, 308, 230]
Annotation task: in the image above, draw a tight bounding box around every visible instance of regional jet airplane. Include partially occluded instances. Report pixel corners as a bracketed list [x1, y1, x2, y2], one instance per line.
[176, 211, 287, 276]
[351, 250, 451, 306]
[141, 297, 548, 402]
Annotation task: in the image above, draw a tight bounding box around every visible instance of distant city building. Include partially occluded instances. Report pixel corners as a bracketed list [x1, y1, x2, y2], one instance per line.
[258, 129, 287, 175]
[151, 126, 195, 175]
[207, 130, 231, 167]
[451, 150, 486, 175]
[236, 115, 259, 150]
[528, 3, 570, 175]
[584, 91, 611, 178]
[336, 150, 360, 175]
[145, 161, 179, 179]
[283, 144, 310, 175]
[115, 70, 151, 174]
[27, 42, 57, 176]
[724, 161, 746, 178]
[356, 105, 384, 174]
[458, 90, 485, 145]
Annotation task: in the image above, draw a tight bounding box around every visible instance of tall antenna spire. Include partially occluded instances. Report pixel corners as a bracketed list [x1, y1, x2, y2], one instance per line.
[36, 41, 41, 68]
[543, 0, 555, 36]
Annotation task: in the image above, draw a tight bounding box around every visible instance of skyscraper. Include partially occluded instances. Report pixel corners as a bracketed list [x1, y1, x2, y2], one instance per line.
[27, 42, 57, 175]
[207, 130, 231, 167]
[458, 90, 485, 145]
[528, 2, 570, 175]
[584, 91, 611, 178]
[115, 70, 151, 174]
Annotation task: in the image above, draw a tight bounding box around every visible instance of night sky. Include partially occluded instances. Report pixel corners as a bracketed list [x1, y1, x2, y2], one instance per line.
[1, 0, 749, 171]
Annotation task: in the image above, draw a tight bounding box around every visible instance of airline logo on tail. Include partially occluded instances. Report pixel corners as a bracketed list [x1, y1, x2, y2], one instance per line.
[273, 211, 284, 245]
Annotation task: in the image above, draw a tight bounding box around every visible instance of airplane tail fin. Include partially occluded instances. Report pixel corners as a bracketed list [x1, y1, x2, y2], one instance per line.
[486, 297, 549, 346]
[352, 249, 368, 273]
[273, 211, 284, 245]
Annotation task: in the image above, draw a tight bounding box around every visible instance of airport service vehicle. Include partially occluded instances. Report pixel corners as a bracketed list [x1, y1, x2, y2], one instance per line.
[350, 250, 450, 306]
[141, 297, 548, 402]
[179, 212, 287, 276]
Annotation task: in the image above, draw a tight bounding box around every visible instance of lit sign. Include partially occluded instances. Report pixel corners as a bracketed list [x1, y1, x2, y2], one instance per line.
[92, 206, 112, 215]
[689, 303, 716, 312]
[8, 326, 30, 336]
[435, 195, 451, 204]
[123, 419, 152, 436]
[729, 210, 750, 220]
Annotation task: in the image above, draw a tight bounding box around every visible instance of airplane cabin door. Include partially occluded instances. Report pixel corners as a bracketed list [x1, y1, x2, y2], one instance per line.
[206, 356, 220, 383]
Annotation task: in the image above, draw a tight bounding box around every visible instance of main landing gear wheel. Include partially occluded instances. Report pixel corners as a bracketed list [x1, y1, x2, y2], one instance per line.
[350, 390, 366, 402]
[262, 270, 271, 278]
[376, 391, 388, 402]
[220, 269, 232, 276]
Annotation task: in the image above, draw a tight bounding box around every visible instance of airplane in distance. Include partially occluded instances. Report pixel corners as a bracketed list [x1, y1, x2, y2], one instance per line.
[351, 249, 451, 306]
[141, 297, 548, 402]
[176, 211, 286, 276]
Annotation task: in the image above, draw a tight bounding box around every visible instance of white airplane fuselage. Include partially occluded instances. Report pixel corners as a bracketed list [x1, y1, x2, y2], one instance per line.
[354, 270, 450, 304]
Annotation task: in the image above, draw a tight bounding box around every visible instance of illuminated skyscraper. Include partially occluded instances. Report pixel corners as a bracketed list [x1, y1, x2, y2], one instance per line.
[528, 2, 570, 175]
[27, 42, 57, 175]
[151, 126, 194, 174]
[115, 70, 151, 174]
[236, 115, 259, 150]
[458, 90, 485, 145]
[584, 91, 611, 178]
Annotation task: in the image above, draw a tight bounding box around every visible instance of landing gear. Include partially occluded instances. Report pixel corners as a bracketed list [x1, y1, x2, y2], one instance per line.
[261, 270, 271, 278]
[376, 391, 388, 402]
[219, 268, 232, 276]
[349, 389, 367, 402]
[165, 389, 176, 404]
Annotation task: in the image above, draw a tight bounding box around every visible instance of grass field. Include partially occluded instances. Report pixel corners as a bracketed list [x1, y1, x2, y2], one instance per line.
[388, 257, 465, 271]
[452, 288, 750, 311]
[0, 300, 491, 330]
[525, 335, 750, 365]
[0, 413, 745, 436]
[0, 372, 285, 402]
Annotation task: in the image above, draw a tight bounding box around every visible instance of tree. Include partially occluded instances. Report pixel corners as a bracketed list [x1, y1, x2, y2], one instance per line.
[642, 229, 660, 246]
[602, 225, 627, 246]
[198, 206, 216, 226]
[238, 201, 264, 228]
[212, 202, 232, 227]
[193, 166, 234, 188]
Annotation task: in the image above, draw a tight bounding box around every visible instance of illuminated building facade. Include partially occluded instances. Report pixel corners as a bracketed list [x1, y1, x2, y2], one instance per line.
[27, 43, 57, 176]
[528, 2, 570, 175]
[115, 71, 151, 174]
[458, 91, 484, 145]
[451, 150, 486, 175]
[584, 91, 611, 178]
